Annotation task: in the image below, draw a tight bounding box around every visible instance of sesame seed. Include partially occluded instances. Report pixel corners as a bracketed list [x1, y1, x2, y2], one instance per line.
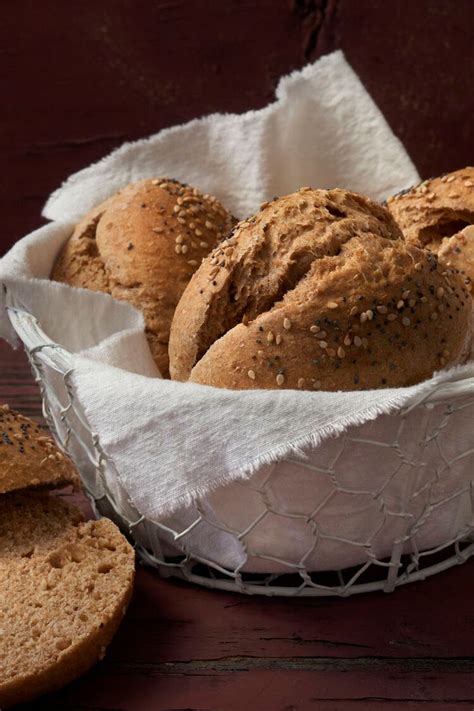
[354, 335, 362, 347]
[315, 331, 327, 339]
[248, 369, 256, 380]
[366, 309, 374, 320]
[175, 234, 184, 244]
[189, 222, 196, 229]
[283, 318, 292, 330]
[200, 241, 208, 248]
[343, 335, 351, 346]
[446, 175, 456, 183]
[159, 182, 168, 189]
[376, 305, 388, 314]
[350, 306, 359, 316]
[360, 312, 367, 323]
[397, 300, 404, 309]
[175, 245, 182, 254]
[276, 373, 285, 386]
[310, 325, 320, 333]
[267, 331, 274, 343]
[437, 287, 445, 298]
[313, 380, 322, 389]
[387, 313, 398, 321]
[151, 179, 159, 185]
[464, 180, 474, 187]
[1, 405, 10, 412]
[152, 227, 163, 233]
[205, 220, 213, 229]
[327, 301, 339, 309]
[327, 348, 336, 357]
[297, 378, 305, 389]
[177, 197, 184, 205]
[195, 228, 203, 236]
[415, 263, 423, 271]
[337, 347, 346, 359]
[420, 295, 428, 303]
[402, 290, 411, 299]
[319, 341, 328, 349]
[187, 260, 198, 266]
[177, 217, 186, 225]
[402, 316, 411, 326]
[275, 334, 282, 345]
[181, 245, 189, 254]
[431, 312, 438, 320]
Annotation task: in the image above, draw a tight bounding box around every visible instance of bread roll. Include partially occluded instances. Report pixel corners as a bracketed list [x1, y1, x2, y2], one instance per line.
[169, 188, 472, 391]
[0, 492, 134, 708]
[51, 178, 235, 377]
[387, 167, 474, 293]
[0, 404, 79, 494]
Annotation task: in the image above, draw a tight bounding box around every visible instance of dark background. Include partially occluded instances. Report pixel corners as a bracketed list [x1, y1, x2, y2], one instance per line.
[1, 0, 473, 256]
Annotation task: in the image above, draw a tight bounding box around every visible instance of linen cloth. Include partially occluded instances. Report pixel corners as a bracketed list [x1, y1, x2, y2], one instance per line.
[1, 51, 473, 572]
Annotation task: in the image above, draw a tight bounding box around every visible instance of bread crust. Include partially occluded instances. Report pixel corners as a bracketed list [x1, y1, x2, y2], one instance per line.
[0, 405, 79, 494]
[387, 167, 474, 293]
[169, 188, 472, 391]
[51, 179, 235, 377]
[0, 493, 135, 708]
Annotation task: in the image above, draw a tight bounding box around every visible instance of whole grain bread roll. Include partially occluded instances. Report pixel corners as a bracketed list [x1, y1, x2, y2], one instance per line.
[0, 404, 79, 494]
[0, 492, 134, 708]
[169, 188, 472, 391]
[387, 167, 474, 293]
[51, 178, 235, 377]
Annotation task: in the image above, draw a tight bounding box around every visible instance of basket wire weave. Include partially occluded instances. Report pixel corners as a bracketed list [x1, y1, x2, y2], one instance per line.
[6, 294, 474, 597]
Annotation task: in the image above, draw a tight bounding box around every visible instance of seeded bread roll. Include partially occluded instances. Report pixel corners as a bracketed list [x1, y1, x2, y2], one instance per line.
[0, 492, 135, 708]
[169, 188, 472, 391]
[387, 167, 474, 293]
[0, 404, 79, 494]
[51, 178, 235, 377]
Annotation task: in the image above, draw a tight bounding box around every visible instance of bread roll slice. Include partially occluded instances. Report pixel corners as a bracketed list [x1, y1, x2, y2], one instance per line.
[0, 492, 135, 708]
[0, 404, 79, 495]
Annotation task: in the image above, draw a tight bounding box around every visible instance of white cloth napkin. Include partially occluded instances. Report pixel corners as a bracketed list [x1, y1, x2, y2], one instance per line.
[1, 49, 472, 542]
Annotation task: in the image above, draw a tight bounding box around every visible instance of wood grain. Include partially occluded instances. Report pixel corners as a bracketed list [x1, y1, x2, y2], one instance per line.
[2, 0, 473, 255]
[2, 338, 474, 709]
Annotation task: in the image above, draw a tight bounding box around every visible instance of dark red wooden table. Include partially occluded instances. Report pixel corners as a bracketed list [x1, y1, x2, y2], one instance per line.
[2, 2, 474, 708]
[3, 335, 474, 709]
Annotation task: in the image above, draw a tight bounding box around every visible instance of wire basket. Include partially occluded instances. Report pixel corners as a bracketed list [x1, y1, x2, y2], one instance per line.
[5, 289, 474, 597]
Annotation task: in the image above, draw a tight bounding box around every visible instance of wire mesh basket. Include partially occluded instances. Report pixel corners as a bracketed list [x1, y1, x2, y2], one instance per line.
[5, 289, 474, 597]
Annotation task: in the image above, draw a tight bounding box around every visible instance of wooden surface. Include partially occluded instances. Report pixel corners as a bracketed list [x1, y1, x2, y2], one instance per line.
[3, 337, 474, 708]
[2, 1, 474, 708]
[1, 0, 474, 255]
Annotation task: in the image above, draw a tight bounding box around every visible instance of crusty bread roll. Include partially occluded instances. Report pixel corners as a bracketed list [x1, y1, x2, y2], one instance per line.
[0, 404, 79, 494]
[169, 188, 472, 391]
[51, 178, 235, 377]
[387, 167, 474, 293]
[0, 492, 134, 708]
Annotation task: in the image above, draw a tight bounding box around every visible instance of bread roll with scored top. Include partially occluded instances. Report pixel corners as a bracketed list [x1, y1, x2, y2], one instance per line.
[169, 188, 472, 391]
[0, 492, 135, 708]
[51, 178, 235, 377]
[0, 404, 79, 494]
[387, 167, 474, 293]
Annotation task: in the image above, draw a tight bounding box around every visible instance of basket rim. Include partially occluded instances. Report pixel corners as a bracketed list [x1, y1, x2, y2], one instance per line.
[5, 291, 474, 406]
